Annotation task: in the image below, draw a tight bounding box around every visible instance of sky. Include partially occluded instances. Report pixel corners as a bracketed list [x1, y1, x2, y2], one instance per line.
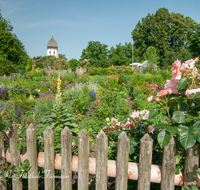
[1, 0, 200, 60]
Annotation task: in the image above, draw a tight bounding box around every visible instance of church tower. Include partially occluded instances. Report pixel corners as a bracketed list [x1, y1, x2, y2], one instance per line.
[47, 34, 58, 58]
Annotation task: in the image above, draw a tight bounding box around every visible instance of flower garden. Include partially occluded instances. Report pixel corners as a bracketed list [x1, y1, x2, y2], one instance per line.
[1, 59, 200, 189]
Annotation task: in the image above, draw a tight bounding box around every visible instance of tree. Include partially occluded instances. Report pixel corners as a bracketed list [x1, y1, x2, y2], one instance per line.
[80, 41, 110, 67]
[58, 54, 67, 60]
[189, 30, 200, 57]
[0, 11, 28, 72]
[69, 58, 79, 71]
[54, 58, 69, 70]
[132, 8, 200, 66]
[143, 46, 159, 66]
[109, 42, 132, 66]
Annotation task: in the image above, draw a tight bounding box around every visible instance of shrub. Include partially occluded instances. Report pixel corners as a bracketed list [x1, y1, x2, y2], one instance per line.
[54, 59, 69, 70]
[10, 84, 26, 96]
[72, 95, 89, 114]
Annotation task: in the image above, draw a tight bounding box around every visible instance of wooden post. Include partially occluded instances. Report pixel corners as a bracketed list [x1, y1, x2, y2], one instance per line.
[61, 127, 72, 190]
[44, 127, 55, 190]
[10, 123, 22, 190]
[137, 133, 153, 190]
[115, 132, 129, 190]
[0, 131, 6, 190]
[161, 137, 176, 190]
[26, 123, 38, 190]
[78, 129, 89, 190]
[96, 130, 108, 190]
[184, 144, 199, 187]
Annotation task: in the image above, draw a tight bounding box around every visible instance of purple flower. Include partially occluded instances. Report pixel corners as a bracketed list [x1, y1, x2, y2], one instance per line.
[89, 91, 96, 97]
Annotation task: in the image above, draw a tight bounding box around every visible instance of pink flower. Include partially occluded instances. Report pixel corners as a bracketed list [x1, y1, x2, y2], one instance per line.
[72, 178, 76, 184]
[195, 57, 199, 62]
[164, 78, 179, 95]
[157, 89, 171, 97]
[106, 118, 110, 122]
[147, 96, 153, 102]
[103, 126, 109, 131]
[43, 97, 46, 99]
[171, 60, 181, 79]
[72, 142, 75, 148]
[148, 125, 155, 134]
[50, 96, 53, 99]
[185, 88, 200, 99]
[155, 97, 160, 102]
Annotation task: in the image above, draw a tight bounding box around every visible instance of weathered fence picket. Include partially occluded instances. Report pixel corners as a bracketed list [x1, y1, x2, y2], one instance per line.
[96, 130, 108, 190]
[115, 132, 129, 190]
[0, 123, 199, 189]
[61, 127, 72, 190]
[161, 137, 176, 190]
[10, 123, 22, 190]
[184, 144, 200, 187]
[137, 133, 153, 190]
[27, 123, 38, 190]
[0, 131, 6, 190]
[78, 129, 89, 190]
[44, 127, 55, 190]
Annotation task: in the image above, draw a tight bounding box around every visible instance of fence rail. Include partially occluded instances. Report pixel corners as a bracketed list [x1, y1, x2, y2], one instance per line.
[0, 123, 199, 190]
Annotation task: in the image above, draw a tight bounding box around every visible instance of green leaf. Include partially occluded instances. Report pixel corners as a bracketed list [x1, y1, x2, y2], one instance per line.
[178, 102, 189, 112]
[196, 133, 200, 143]
[8, 164, 14, 169]
[172, 111, 185, 123]
[190, 93, 200, 99]
[157, 130, 171, 148]
[153, 124, 166, 130]
[181, 187, 190, 190]
[176, 154, 182, 165]
[193, 106, 200, 111]
[180, 129, 196, 150]
[149, 109, 159, 119]
[2, 170, 7, 178]
[177, 77, 189, 91]
[166, 126, 179, 135]
[0, 124, 6, 131]
[190, 184, 198, 190]
[17, 143, 22, 151]
[177, 124, 189, 132]
[187, 111, 199, 117]
[23, 159, 29, 167]
[196, 168, 200, 176]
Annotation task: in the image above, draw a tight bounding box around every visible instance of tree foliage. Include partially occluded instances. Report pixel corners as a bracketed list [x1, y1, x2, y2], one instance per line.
[143, 46, 159, 66]
[80, 41, 110, 67]
[189, 30, 200, 57]
[0, 11, 28, 73]
[132, 8, 200, 66]
[109, 42, 132, 66]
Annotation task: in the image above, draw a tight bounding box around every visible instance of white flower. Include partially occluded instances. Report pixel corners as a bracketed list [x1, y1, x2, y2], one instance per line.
[139, 109, 149, 120]
[130, 111, 140, 119]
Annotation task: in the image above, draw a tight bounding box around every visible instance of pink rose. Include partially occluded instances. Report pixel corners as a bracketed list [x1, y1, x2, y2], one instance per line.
[139, 109, 149, 120]
[147, 96, 153, 102]
[164, 78, 179, 95]
[195, 57, 199, 62]
[171, 60, 181, 79]
[157, 89, 171, 97]
[130, 111, 140, 119]
[148, 125, 155, 134]
[155, 97, 160, 102]
[72, 142, 75, 148]
[185, 88, 200, 99]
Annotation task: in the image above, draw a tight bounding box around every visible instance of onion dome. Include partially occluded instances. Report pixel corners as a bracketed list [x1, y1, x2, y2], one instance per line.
[47, 34, 58, 49]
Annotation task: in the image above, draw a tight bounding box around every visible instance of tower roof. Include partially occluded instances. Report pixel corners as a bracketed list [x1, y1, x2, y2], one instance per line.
[47, 34, 58, 48]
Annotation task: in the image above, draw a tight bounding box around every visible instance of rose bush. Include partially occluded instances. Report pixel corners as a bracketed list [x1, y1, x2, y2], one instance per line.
[147, 58, 200, 149]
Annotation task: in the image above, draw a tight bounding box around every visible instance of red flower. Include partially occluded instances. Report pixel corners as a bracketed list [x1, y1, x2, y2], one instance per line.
[97, 100, 100, 103]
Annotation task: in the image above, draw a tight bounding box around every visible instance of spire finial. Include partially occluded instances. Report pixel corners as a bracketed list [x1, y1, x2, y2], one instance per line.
[52, 33, 53, 37]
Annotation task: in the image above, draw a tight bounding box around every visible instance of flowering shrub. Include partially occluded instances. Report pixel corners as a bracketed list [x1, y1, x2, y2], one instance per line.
[147, 58, 200, 149]
[10, 84, 26, 96]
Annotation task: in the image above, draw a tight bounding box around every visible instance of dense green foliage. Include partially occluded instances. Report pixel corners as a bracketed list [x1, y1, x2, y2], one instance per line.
[132, 8, 200, 67]
[0, 12, 28, 74]
[80, 41, 110, 67]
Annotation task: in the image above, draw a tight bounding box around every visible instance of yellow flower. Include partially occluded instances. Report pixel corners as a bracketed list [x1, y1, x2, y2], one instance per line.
[113, 88, 118, 90]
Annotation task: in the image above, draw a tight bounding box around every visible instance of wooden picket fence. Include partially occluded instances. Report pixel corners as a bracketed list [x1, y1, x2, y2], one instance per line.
[0, 123, 199, 190]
